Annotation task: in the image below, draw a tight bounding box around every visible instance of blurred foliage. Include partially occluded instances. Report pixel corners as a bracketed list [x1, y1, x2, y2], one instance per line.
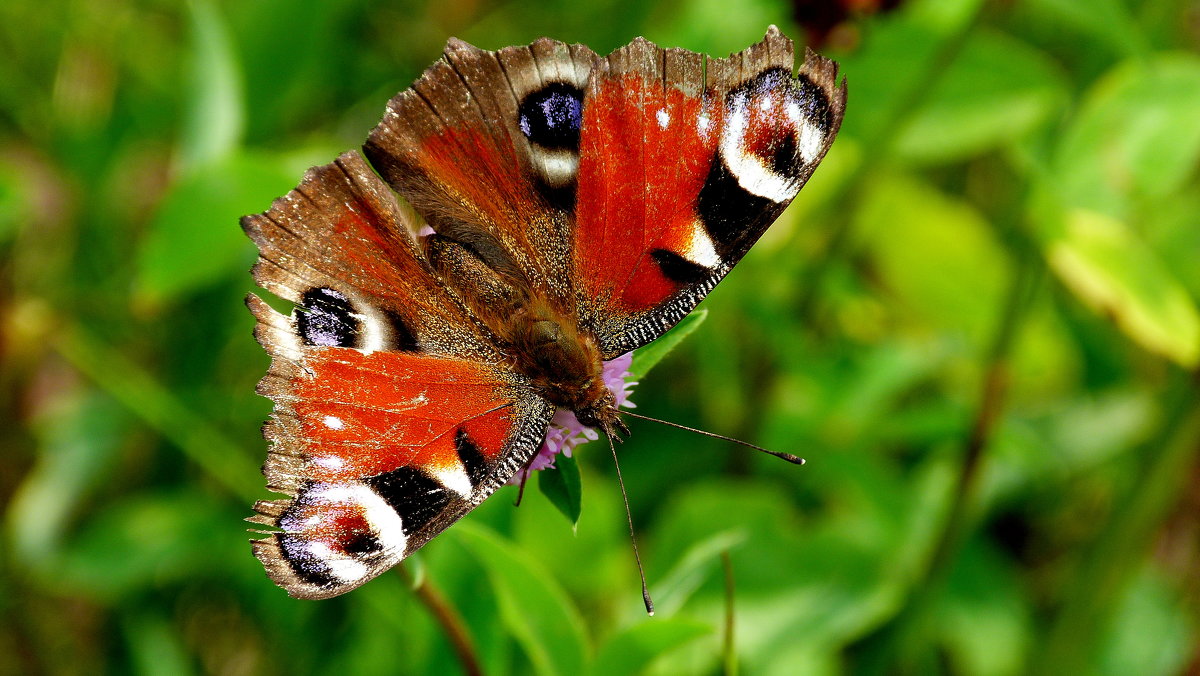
[2, 0, 1199, 674]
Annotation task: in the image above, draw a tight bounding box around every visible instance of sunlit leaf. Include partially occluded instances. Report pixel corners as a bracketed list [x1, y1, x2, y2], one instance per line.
[452, 522, 589, 676]
[1047, 209, 1200, 366]
[1055, 55, 1200, 216]
[539, 452, 583, 527]
[855, 172, 1009, 347]
[629, 309, 707, 381]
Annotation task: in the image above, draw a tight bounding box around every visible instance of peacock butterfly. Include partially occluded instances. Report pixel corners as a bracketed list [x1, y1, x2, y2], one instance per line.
[242, 26, 845, 599]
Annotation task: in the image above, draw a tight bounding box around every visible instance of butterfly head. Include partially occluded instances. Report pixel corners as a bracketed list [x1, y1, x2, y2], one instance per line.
[574, 388, 631, 440]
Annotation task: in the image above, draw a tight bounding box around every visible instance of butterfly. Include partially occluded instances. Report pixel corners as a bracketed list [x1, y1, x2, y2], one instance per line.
[242, 26, 845, 599]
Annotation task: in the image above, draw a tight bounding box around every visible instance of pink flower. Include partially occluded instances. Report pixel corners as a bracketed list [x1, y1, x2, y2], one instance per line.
[508, 352, 637, 484]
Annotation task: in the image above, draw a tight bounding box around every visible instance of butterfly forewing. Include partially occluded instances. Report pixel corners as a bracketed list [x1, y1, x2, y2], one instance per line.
[243, 152, 554, 599]
[573, 29, 846, 357]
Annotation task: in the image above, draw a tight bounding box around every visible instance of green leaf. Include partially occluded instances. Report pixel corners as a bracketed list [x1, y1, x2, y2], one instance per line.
[629, 308, 707, 381]
[895, 30, 1067, 164]
[652, 529, 746, 616]
[135, 152, 298, 305]
[1046, 209, 1200, 366]
[181, 0, 243, 170]
[587, 617, 712, 676]
[58, 491, 237, 600]
[452, 522, 589, 676]
[6, 393, 127, 566]
[855, 172, 1008, 347]
[538, 452, 583, 527]
[1055, 55, 1200, 217]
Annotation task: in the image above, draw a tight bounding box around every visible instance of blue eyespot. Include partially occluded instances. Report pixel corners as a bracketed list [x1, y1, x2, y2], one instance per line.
[518, 83, 583, 149]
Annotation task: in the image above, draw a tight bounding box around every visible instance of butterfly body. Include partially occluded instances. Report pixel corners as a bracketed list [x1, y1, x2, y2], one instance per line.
[244, 27, 844, 599]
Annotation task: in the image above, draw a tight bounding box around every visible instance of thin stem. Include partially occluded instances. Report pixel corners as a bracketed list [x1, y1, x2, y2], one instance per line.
[1031, 370, 1200, 674]
[855, 233, 1040, 674]
[398, 565, 485, 676]
[721, 549, 738, 676]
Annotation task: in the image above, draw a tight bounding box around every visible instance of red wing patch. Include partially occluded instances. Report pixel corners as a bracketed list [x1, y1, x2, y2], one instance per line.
[285, 349, 514, 483]
[573, 73, 724, 315]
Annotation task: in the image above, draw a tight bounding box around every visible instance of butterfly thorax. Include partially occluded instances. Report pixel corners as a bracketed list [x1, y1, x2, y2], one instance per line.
[426, 230, 627, 436]
[504, 301, 628, 438]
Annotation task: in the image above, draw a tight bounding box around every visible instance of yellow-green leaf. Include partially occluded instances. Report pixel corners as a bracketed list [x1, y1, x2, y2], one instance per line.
[1048, 209, 1200, 366]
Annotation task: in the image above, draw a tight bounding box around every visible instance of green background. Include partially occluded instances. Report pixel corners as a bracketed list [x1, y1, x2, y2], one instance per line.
[2, 0, 1199, 674]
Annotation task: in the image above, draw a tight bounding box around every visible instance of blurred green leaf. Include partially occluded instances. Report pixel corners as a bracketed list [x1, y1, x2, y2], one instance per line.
[1055, 55, 1200, 217]
[0, 161, 23, 243]
[896, 30, 1066, 163]
[135, 152, 297, 304]
[652, 529, 746, 616]
[6, 393, 127, 565]
[539, 452, 583, 527]
[1022, 0, 1145, 57]
[1099, 566, 1194, 676]
[452, 522, 590, 676]
[629, 308, 707, 381]
[587, 617, 712, 676]
[58, 492, 237, 600]
[181, 0, 243, 170]
[124, 612, 195, 676]
[856, 172, 1009, 346]
[938, 538, 1031, 676]
[1046, 209, 1200, 366]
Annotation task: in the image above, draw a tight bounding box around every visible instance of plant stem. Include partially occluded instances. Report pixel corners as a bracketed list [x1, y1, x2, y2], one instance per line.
[855, 234, 1040, 674]
[721, 549, 737, 676]
[398, 565, 485, 676]
[1030, 369, 1200, 674]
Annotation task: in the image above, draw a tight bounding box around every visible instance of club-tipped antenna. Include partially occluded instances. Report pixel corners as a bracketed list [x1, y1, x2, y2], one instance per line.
[605, 431, 655, 616]
[620, 410, 806, 465]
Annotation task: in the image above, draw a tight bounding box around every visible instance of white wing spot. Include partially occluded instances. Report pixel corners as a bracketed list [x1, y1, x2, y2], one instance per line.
[313, 455, 345, 470]
[686, 223, 721, 268]
[719, 93, 798, 203]
[431, 462, 474, 498]
[323, 415, 345, 430]
[798, 120, 824, 164]
[656, 108, 670, 129]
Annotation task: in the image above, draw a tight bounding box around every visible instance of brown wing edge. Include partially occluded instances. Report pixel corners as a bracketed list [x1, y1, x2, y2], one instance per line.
[248, 388, 552, 600]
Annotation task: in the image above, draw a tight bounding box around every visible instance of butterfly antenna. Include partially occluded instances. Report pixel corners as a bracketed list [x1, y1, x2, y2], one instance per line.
[605, 430, 655, 616]
[620, 410, 806, 466]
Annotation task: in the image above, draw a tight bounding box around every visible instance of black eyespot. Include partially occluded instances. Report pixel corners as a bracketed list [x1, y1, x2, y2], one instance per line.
[383, 308, 420, 352]
[518, 83, 584, 150]
[365, 468, 452, 537]
[651, 248, 712, 285]
[455, 428, 488, 487]
[296, 287, 360, 348]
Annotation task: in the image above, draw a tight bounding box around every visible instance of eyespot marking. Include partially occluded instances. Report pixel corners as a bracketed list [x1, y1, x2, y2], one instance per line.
[296, 287, 360, 348]
[518, 83, 584, 150]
